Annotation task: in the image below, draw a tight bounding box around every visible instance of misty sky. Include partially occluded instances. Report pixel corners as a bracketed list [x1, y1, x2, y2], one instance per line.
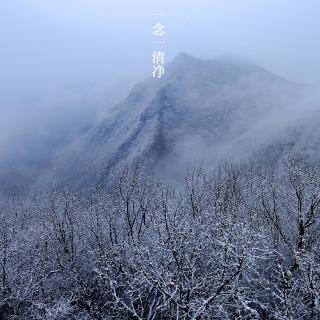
[1, 0, 320, 147]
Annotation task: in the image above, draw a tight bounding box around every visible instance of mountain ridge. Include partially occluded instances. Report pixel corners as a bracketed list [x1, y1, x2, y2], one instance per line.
[44, 53, 315, 187]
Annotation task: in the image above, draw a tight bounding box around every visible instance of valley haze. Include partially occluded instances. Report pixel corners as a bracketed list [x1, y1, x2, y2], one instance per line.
[1, 53, 320, 191]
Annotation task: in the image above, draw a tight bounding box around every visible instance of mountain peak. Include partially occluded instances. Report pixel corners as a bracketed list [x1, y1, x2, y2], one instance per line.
[165, 52, 288, 87]
[169, 53, 204, 72]
[171, 52, 253, 69]
[172, 52, 200, 63]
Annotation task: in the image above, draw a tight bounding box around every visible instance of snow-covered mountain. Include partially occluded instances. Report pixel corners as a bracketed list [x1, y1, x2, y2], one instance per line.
[49, 53, 320, 187]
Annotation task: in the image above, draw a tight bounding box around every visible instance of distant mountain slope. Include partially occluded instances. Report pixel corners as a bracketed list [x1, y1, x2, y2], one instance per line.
[49, 53, 319, 187]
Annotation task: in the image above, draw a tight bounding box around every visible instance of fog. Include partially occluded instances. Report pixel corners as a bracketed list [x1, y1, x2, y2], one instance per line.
[2, 1, 320, 101]
[1, 0, 320, 187]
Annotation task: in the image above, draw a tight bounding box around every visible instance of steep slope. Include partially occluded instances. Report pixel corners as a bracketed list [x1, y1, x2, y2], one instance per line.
[50, 53, 317, 187]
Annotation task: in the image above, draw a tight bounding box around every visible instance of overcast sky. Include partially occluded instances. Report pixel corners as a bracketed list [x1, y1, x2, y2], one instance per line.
[0, 0, 320, 144]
